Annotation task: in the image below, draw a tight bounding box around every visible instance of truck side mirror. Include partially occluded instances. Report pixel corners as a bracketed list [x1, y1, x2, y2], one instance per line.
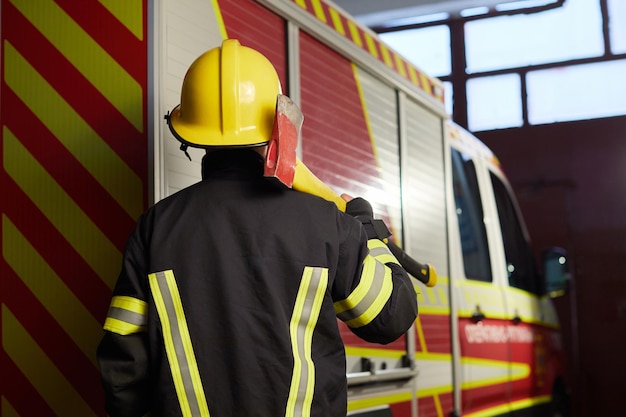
[542, 247, 570, 297]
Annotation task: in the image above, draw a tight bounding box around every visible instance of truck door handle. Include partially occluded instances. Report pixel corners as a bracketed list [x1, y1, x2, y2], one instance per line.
[347, 368, 418, 387]
[471, 305, 485, 323]
[347, 355, 417, 387]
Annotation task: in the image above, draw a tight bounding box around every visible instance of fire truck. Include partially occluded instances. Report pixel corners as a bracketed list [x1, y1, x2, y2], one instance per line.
[0, 0, 569, 416]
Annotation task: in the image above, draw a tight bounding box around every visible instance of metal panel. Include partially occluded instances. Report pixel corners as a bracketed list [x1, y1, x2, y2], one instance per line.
[354, 66, 403, 239]
[156, 0, 288, 200]
[402, 98, 447, 277]
[155, 0, 223, 200]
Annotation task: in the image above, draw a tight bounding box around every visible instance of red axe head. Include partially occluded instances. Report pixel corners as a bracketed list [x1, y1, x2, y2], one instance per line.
[264, 95, 302, 188]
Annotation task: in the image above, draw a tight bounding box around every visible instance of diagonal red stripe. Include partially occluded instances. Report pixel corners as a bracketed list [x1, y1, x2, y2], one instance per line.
[55, 0, 146, 85]
[3, 271, 106, 416]
[314, 0, 331, 27]
[4, 176, 112, 319]
[398, 54, 411, 79]
[4, 88, 136, 251]
[338, 9, 354, 40]
[4, 1, 147, 183]
[1, 351, 57, 417]
[357, 26, 383, 64]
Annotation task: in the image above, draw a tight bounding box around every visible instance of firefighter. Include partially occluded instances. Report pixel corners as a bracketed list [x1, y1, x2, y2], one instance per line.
[97, 39, 417, 417]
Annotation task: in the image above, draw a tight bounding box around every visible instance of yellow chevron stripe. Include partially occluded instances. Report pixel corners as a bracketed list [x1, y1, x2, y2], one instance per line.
[3, 127, 121, 289]
[364, 33, 379, 58]
[419, 72, 433, 95]
[310, 0, 327, 23]
[408, 65, 420, 86]
[2, 215, 104, 366]
[347, 21, 363, 48]
[1, 398, 19, 417]
[9, 0, 143, 132]
[394, 53, 407, 78]
[379, 43, 393, 69]
[99, 0, 143, 40]
[291, 0, 443, 102]
[2, 305, 98, 416]
[4, 43, 143, 220]
[328, 7, 345, 36]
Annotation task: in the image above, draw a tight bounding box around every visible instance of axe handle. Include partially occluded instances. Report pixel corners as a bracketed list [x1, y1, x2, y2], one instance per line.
[292, 158, 437, 287]
[293, 159, 347, 211]
[386, 240, 437, 287]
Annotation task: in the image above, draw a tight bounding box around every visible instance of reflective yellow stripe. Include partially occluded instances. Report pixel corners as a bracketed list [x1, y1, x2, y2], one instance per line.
[367, 239, 400, 266]
[149, 270, 209, 417]
[103, 295, 147, 335]
[285, 267, 328, 417]
[334, 254, 393, 328]
[111, 295, 147, 313]
[334, 256, 378, 314]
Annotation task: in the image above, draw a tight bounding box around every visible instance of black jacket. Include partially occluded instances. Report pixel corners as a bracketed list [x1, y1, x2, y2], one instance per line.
[97, 149, 417, 417]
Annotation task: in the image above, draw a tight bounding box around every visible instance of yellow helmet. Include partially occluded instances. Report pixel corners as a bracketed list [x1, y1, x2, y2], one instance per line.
[166, 39, 282, 148]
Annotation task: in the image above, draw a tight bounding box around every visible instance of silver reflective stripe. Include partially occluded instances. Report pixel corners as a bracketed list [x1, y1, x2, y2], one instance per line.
[103, 296, 147, 335]
[368, 245, 391, 258]
[285, 266, 329, 417]
[334, 254, 394, 328]
[336, 260, 386, 323]
[149, 270, 210, 417]
[107, 306, 145, 327]
[367, 239, 400, 265]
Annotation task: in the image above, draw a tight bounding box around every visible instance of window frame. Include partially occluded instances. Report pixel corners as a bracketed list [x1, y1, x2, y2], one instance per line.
[450, 147, 492, 283]
[375, 0, 626, 131]
[489, 171, 541, 294]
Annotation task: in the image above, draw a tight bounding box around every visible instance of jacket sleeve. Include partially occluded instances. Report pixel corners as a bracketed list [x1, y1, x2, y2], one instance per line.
[97, 219, 152, 417]
[332, 198, 418, 345]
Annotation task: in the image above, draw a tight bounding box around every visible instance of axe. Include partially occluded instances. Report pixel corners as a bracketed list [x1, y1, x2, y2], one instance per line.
[265, 95, 437, 287]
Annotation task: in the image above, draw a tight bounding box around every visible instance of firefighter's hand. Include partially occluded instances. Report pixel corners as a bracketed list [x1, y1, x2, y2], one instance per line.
[341, 193, 354, 202]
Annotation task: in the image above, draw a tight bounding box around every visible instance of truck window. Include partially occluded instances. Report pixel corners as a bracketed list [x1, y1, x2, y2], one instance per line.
[490, 172, 540, 294]
[451, 148, 492, 282]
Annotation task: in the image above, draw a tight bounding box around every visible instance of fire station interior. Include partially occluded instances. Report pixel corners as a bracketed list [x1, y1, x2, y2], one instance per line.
[334, 0, 625, 415]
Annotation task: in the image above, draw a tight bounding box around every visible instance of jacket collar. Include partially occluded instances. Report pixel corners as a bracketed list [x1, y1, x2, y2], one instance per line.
[201, 149, 264, 180]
